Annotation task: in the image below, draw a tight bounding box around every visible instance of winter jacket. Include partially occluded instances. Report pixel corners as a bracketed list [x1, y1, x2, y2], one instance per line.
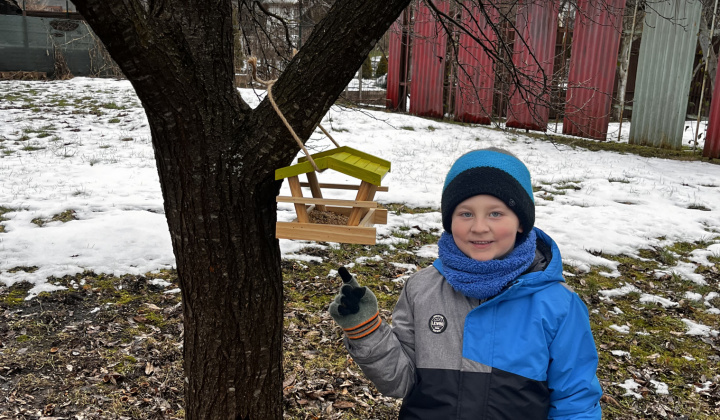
[345, 228, 602, 419]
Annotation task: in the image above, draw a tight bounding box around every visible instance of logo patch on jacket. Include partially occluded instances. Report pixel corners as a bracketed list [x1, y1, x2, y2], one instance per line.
[428, 314, 447, 334]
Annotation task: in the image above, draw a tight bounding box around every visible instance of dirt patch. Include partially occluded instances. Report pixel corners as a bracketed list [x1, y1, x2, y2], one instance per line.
[0, 71, 48, 81]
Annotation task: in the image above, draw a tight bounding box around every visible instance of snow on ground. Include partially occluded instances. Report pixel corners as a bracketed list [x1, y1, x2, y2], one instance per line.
[1, 78, 719, 306]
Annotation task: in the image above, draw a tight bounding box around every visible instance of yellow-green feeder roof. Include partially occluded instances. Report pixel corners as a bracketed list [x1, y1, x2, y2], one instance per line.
[275, 146, 391, 186]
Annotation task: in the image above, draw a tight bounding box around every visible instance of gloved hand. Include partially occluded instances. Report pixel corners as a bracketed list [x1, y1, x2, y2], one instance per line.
[329, 267, 381, 340]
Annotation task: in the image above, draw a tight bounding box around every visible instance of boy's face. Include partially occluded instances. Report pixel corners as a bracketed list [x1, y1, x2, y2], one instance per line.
[451, 194, 523, 261]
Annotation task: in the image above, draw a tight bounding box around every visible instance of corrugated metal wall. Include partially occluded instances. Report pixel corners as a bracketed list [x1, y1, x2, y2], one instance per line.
[563, 0, 625, 140]
[506, 0, 559, 131]
[0, 15, 114, 77]
[628, 0, 702, 149]
[704, 55, 720, 158]
[454, 3, 498, 124]
[409, 0, 448, 119]
[387, 19, 404, 111]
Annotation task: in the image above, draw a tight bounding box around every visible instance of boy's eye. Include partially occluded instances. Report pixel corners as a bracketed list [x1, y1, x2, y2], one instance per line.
[458, 211, 473, 218]
[489, 211, 502, 218]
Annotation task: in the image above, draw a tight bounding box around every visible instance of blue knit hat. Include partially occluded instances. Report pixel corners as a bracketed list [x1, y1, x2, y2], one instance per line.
[441, 148, 535, 241]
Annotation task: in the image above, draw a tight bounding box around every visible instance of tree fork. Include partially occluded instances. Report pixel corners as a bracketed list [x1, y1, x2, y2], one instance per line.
[72, 0, 413, 417]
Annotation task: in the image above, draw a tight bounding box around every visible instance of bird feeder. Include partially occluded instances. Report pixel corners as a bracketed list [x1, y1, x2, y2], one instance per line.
[275, 146, 390, 245]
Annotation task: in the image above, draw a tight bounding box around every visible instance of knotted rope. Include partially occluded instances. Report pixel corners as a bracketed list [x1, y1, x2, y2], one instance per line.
[249, 57, 344, 172]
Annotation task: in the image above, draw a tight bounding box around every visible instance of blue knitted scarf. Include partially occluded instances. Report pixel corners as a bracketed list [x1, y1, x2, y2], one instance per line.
[436, 229, 537, 300]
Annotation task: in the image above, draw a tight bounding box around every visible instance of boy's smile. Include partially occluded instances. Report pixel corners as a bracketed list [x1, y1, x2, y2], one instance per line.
[450, 194, 523, 261]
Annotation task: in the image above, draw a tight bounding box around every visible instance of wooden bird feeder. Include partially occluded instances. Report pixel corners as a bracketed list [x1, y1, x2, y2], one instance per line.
[275, 146, 390, 245]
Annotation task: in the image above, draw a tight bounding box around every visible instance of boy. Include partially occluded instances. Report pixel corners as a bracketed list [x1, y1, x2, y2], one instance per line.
[329, 148, 602, 419]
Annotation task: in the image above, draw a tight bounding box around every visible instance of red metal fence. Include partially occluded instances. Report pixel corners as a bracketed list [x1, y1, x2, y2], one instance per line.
[454, 3, 499, 124]
[408, 0, 448, 119]
[387, 19, 403, 110]
[563, 0, 626, 140]
[386, 11, 411, 111]
[385, 0, 717, 157]
[704, 56, 720, 158]
[505, 0, 560, 131]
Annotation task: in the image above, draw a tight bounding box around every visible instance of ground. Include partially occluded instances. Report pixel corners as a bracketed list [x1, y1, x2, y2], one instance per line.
[1, 225, 719, 419]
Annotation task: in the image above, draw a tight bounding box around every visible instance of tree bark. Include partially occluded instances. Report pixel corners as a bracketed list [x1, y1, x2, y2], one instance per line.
[70, 0, 412, 418]
[615, 3, 643, 122]
[699, 12, 717, 93]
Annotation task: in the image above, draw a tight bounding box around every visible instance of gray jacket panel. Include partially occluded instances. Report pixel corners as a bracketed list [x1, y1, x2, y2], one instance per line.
[346, 266, 488, 398]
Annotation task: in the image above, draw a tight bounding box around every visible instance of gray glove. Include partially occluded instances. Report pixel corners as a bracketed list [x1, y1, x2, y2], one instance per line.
[329, 267, 381, 340]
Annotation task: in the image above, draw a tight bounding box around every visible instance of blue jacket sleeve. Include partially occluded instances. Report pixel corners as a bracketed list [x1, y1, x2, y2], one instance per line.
[547, 294, 603, 420]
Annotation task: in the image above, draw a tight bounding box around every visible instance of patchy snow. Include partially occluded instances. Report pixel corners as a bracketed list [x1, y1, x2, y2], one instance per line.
[657, 261, 709, 285]
[688, 243, 720, 266]
[685, 291, 703, 301]
[681, 319, 719, 337]
[610, 324, 631, 334]
[650, 380, 669, 395]
[599, 284, 642, 299]
[616, 379, 643, 399]
[0, 77, 719, 327]
[639, 294, 679, 308]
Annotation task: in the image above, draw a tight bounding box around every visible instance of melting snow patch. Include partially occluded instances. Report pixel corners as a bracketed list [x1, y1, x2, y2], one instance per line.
[610, 350, 630, 357]
[693, 381, 713, 393]
[377, 236, 409, 246]
[355, 255, 383, 264]
[164, 288, 181, 294]
[660, 262, 706, 285]
[612, 306, 624, 314]
[599, 271, 621, 278]
[616, 379, 642, 399]
[416, 244, 439, 259]
[610, 324, 630, 334]
[284, 254, 323, 263]
[391, 262, 418, 273]
[650, 380, 669, 395]
[681, 319, 719, 337]
[599, 284, 641, 301]
[639, 293, 678, 308]
[689, 243, 720, 266]
[25, 283, 67, 300]
[684, 291, 703, 301]
[150, 279, 172, 288]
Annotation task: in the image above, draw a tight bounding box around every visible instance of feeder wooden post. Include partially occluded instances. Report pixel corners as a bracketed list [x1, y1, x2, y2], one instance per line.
[348, 181, 378, 226]
[305, 172, 326, 211]
[287, 176, 309, 223]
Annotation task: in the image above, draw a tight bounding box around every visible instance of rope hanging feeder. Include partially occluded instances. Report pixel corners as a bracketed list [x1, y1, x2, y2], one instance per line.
[247, 57, 392, 245]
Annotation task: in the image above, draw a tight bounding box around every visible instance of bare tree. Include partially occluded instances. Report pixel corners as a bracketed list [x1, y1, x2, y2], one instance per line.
[70, 0, 412, 418]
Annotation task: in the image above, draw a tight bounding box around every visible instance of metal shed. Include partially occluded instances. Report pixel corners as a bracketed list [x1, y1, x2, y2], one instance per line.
[704, 55, 720, 158]
[409, 0, 448, 119]
[454, 3, 498, 124]
[629, 0, 702, 149]
[386, 14, 410, 112]
[563, 0, 626, 140]
[506, 1, 559, 131]
[0, 14, 115, 77]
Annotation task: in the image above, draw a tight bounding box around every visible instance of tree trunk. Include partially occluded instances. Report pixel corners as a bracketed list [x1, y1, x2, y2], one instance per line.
[699, 12, 717, 93]
[615, 3, 643, 122]
[71, 0, 412, 418]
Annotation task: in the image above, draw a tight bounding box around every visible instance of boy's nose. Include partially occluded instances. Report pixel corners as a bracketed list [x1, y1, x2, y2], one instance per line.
[470, 218, 489, 233]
